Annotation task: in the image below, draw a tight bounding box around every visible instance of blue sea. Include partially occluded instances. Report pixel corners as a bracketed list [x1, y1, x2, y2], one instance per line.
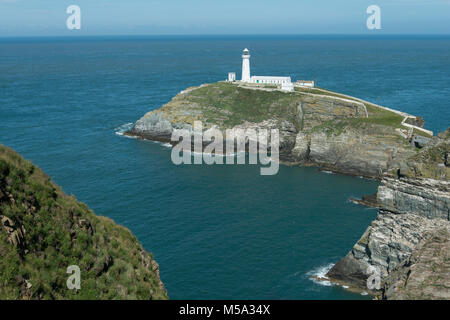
[1, 35, 449, 299]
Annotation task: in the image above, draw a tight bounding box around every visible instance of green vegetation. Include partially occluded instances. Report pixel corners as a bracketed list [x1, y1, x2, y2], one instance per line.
[295, 86, 405, 128]
[294, 86, 359, 100]
[156, 82, 429, 144]
[0, 144, 168, 300]
[173, 82, 301, 128]
[194, 83, 404, 129]
[405, 129, 450, 179]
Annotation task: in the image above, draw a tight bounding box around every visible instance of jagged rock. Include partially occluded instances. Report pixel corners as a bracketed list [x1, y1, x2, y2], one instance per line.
[326, 128, 450, 298]
[294, 128, 414, 178]
[291, 132, 310, 161]
[381, 227, 450, 300]
[1, 215, 26, 247]
[378, 177, 450, 220]
[327, 175, 450, 297]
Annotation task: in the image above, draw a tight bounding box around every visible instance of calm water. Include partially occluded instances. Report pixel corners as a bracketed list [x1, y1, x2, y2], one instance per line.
[1, 35, 449, 299]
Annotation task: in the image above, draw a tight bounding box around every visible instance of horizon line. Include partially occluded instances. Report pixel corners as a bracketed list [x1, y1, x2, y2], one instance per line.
[1, 33, 450, 39]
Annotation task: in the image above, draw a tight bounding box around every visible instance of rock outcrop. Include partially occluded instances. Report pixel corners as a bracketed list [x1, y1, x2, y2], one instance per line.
[128, 82, 419, 178]
[326, 130, 450, 299]
[128, 81, 449, 299]
[381, 227, 450, 300]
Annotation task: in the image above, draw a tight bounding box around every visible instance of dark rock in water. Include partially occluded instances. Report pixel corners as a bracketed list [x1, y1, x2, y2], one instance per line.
[350, 193, 378, 208]
[326, 253, 369, 290]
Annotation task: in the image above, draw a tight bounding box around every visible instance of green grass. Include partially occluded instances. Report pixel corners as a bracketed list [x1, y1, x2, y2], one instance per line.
[362, 104, 404, 127]
[169, 82, 426, 141]
[185, 82, 404, 130]
[0, 144, 168, 300]
[295, 87, 405, 128]
[187, 82, 301, 128]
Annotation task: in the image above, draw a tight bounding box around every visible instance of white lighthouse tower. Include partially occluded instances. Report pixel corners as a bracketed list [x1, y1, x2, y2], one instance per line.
[241, 48, 251, 82]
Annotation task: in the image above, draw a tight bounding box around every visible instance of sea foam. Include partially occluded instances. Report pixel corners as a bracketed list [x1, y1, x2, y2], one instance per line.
[307, 263, 335, 287]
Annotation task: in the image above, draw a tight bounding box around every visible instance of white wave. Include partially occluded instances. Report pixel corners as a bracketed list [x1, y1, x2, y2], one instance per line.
[361, 291, 368, 296]
[117, 133, 138, 139]
[114, 122, 134, 136]
[321, 170, 334, 174]
[183, 150, 237, 157]
[160, 142, 173, 148]
[307, 263, 335, 287]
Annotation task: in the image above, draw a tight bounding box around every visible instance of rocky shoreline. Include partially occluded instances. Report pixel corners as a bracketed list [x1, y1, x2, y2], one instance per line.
[326, 132, 450, 299]
[127, 81, 449, 299]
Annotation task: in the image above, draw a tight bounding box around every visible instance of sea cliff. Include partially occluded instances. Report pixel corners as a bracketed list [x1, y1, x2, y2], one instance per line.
[0, 144, 168, 300]
[128, 81, 449, 299]
[128, 82, 428, 178]
[327, 130, 449, 299]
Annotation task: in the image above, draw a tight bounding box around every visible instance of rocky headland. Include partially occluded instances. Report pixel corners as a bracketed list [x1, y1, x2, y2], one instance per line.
[0, 144, 168, 300]
[128, 81, 449, 299]
[327, 129, 449, 299]
[127, 82, 432, 178]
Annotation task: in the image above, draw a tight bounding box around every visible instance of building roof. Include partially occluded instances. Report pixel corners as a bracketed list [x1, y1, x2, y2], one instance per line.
[251, 76, 291, 80]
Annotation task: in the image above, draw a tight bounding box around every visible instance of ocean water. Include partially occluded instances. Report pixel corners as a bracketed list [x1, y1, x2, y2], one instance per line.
[1, 35, 449, 299]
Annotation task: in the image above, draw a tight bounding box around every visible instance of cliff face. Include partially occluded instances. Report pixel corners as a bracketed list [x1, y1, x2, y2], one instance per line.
[0, 144, 168, 300]
[327, 131, 450, 299]
[129, 81, 449, 299]
[292, 126, 415, 178]
[381, 227, 450, 300]
[129, 82, 418, 178]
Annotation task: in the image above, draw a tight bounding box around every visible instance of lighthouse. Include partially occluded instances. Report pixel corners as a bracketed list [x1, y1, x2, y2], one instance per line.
[226, 48, 300, 92]
[241, 48, 251, 82]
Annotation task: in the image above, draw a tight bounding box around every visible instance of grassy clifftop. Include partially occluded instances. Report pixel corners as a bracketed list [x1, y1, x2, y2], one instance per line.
[131, 81, 437, 178]
[0, 144, 168, 300]
[145, 82, 417, 136]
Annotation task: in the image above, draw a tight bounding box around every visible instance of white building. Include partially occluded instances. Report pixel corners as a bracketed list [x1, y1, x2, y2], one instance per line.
[295, 80, 315, 88]
[228, 48, 295, 92]
[228, 72, 236, 82]
[249, 76, 291, 85]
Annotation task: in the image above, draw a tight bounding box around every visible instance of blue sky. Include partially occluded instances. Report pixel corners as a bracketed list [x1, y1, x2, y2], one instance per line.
[0, 0, 449, 36]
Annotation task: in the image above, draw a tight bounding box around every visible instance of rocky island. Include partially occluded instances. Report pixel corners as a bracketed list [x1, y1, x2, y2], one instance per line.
[0, 144, 168, 300]
[128, 81, 449, 299]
